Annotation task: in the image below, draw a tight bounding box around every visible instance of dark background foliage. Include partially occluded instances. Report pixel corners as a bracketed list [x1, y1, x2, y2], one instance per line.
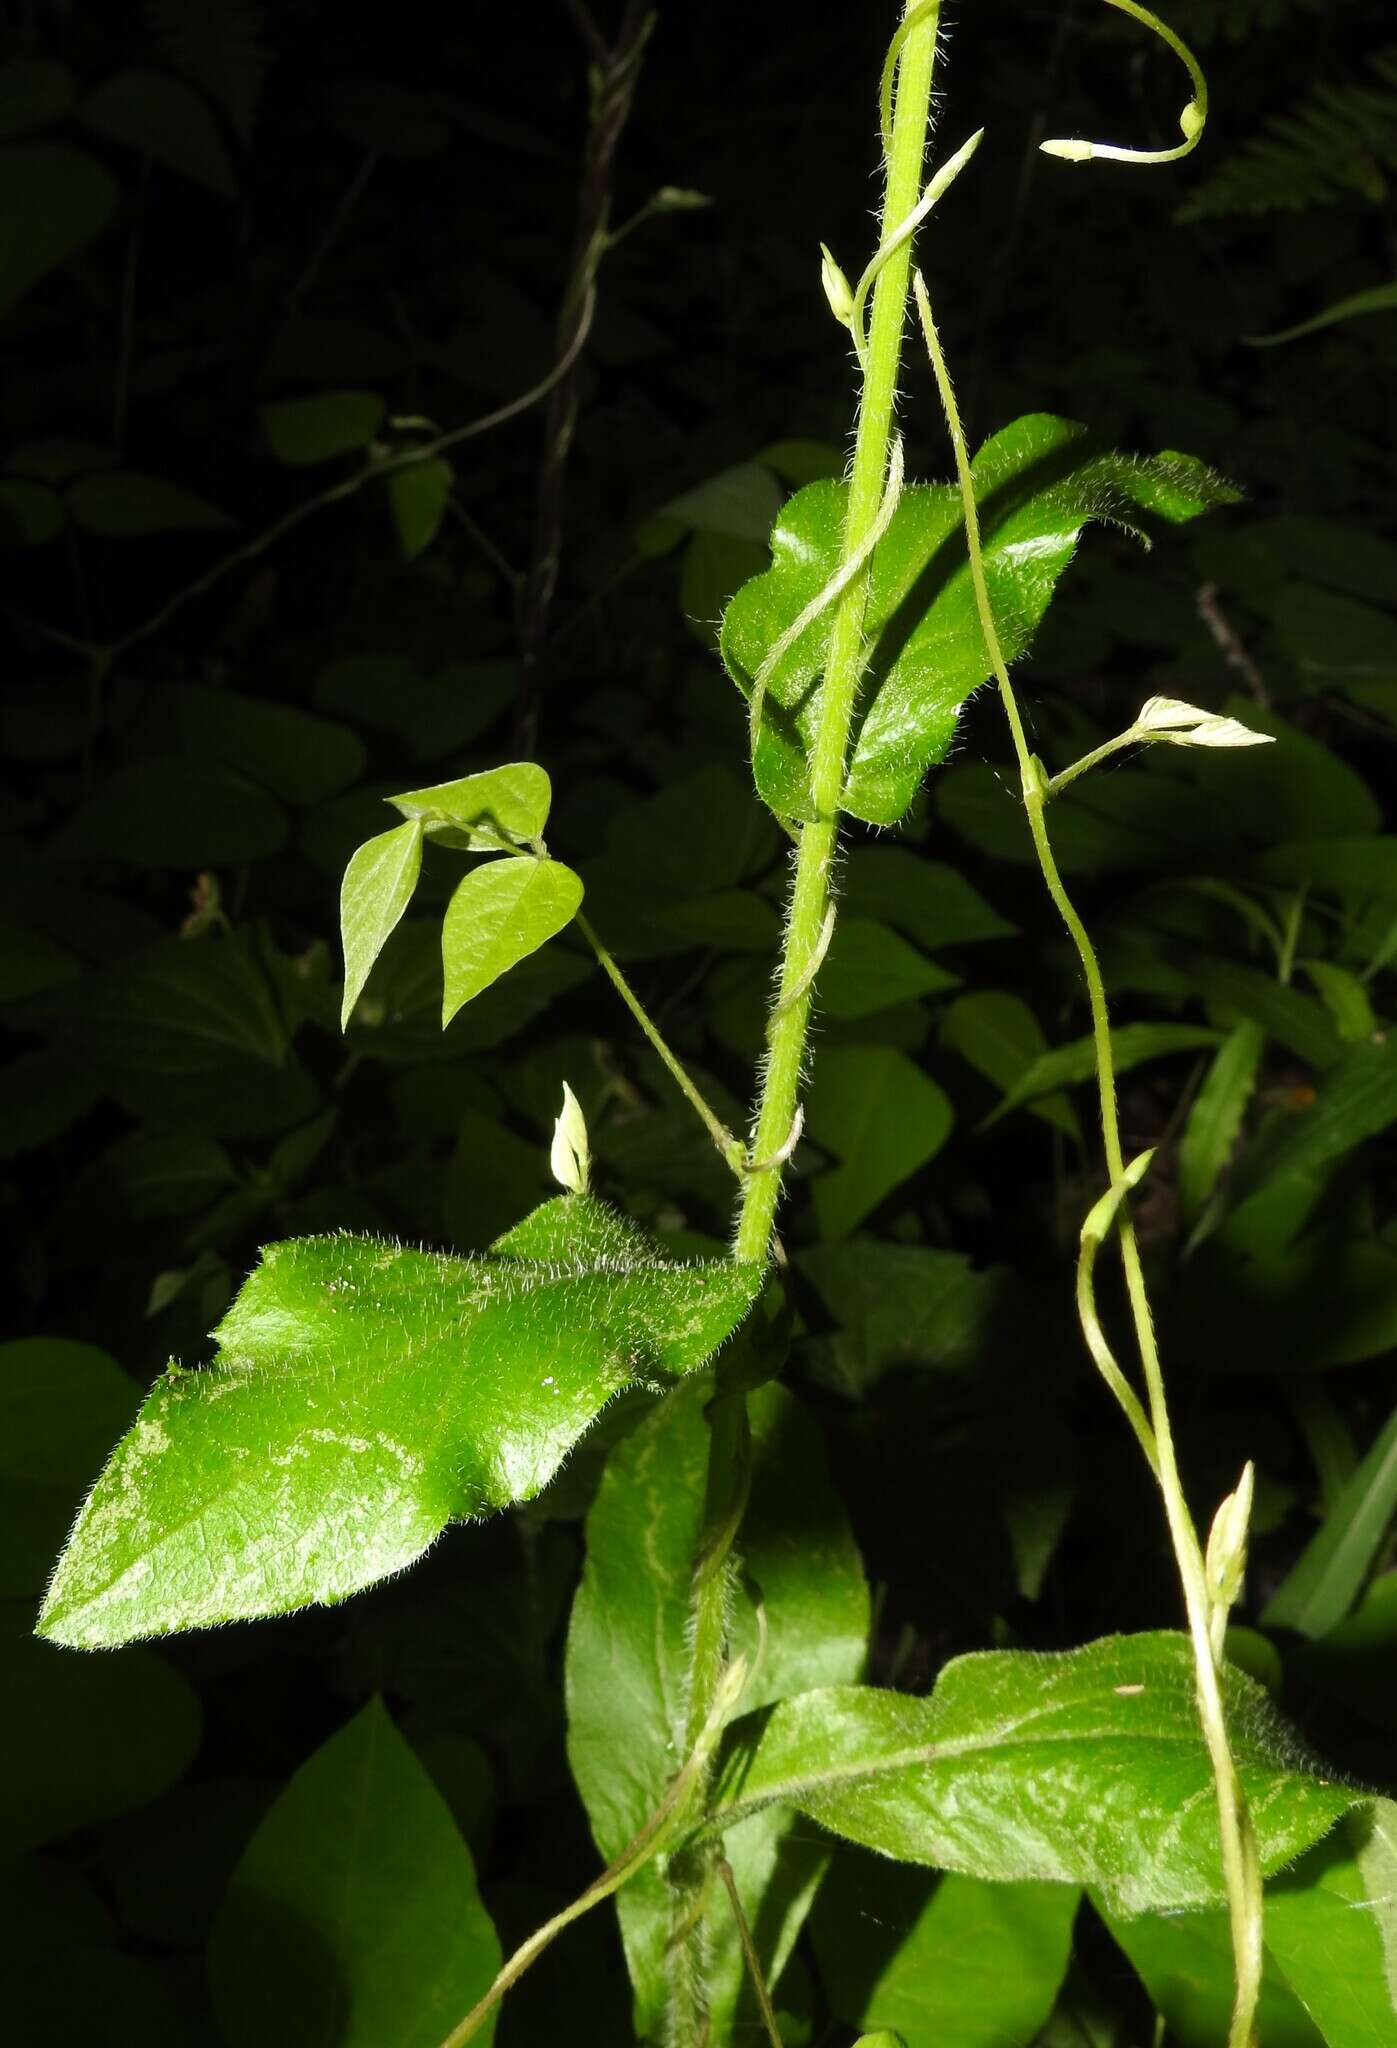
[3, 0, 1395, 2041]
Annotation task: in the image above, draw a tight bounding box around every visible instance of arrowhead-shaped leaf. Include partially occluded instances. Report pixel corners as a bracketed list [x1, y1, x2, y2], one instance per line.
[339, 816, 424, 1027]
[38, 1196, 761, 1648]
[441, 855, 583, 1023]
[720, 414, 1236, 824]
[708, 1632, 1357, 1916]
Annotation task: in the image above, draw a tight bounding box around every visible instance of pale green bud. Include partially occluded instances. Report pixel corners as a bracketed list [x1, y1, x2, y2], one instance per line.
[1135, 696, 1274, 749]
[550, 1082, 590, 1195]
[1206, 1461, 1255, 1612]
[819, 243, 854, 326]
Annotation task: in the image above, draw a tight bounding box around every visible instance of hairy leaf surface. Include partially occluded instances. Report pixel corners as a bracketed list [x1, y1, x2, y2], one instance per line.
[720, 414, 1235, 823]
[708, 1632, 1357, 1915]
[38, 1196, 760, 1647]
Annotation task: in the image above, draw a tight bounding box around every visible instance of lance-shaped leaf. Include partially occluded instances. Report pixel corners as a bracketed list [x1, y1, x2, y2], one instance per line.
[707, 1632, 1357, 1916]
[339, 816, 423, 1028]
[720, 414, 1236, 824]
[37, 1196, 761, 1649]
[440, 855, 584, 1023]
[566, 1377, 868, 2040]
[390, 762, 551, 852]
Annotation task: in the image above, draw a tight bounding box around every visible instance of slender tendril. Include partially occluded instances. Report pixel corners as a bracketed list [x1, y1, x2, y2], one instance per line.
[717, 1855, 785, 2048]
[913, 264, 1262, 2048]
[1041, 0, 1207, 166]
[575, 911, 745, 1177]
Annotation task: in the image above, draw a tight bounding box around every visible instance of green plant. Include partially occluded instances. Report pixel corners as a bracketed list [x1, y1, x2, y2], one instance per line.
[27, 5, 1397, 2047]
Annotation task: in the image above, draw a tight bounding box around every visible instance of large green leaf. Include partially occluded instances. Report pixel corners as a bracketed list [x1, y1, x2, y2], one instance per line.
[708, 1633, 1356, 1915]
[720, 414, 1234, 824]
[983, 1021, 1221, 1125]
[1178, 1020, 1266, 1224]
[1221, 1039, 1397, 1217]
[440, 856, 583, 1024]
[806, 1045, 954, 1237]
[37, 1197, 760, 1647]
[174, 684, 366, 804]
[812, 1849, 1078, 2048]
[566, 1378, 868, 2040]
[1262, 1401, 1397, 1637]
[940, 989, 1080, 1139]
[1100, 1799, 1397, 2046]
[209, 1698, 500, 2048]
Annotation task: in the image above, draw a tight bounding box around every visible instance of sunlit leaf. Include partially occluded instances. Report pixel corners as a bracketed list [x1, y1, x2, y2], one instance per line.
[720, 414, 1235, 824]
[441, 856, 583, 1025]
[709, 1632, 1355, 1915]
[340, 818, 424, 1028]
[38, 1196, 760, 1646]
[391, 762, 551, 851]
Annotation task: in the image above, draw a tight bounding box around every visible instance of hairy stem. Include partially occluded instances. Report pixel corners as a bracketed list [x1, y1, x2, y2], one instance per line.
[734, 0, 941, 1268]
[914, 269, 1262, 2048]
[666, 9, 944, 2042]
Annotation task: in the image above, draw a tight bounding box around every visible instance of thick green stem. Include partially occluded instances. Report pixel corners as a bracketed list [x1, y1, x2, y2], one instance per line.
[665, 12, 944, 2040]
[734, 0, 941, 1267]
[914, 271, 1262, 2048]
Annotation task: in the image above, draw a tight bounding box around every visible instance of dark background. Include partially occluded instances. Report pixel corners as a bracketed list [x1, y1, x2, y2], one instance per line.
[3, 1, 1395, 2043]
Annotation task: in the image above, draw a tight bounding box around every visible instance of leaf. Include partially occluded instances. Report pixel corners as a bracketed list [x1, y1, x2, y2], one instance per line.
[0, 146, 118, 312]
[811, 1850, 1078, 2048]
[340, 818, 424, 1028]
[1249, 281, 1397, 346]
[720, 414, 1235, 824]
[1300, 959, 1376, 1044]
[806, 1046, 954, 1237]
[107, 1130, 239, 1217]
[37, 1196, 761, 1646]
[1184, 700, 1381, 841]
[209, 1698, 500, 2048]
[0, 919, 79, 1002]
[840, 847, 1015, 950]
[0, 1337, 141, 1596]
[1176, 1230, 1397, 1374]
[55, 757, 287, 866]
[174, 683, 366, 804]
[1223, 1039, 1397, 1215]
[262, 390, 386, 464]
[0, 58, 73, 138]
[81, 69, 238, 196]
[566, 1378, 868, 2039]
[940, 990, 1079, 1139]
[388, 456, 453, 559]
[4, 1614, 199, 1848]
[820, 918, 958, 1017]
[796, 1240, 1008, 1399]
[391, 762, 552, 851]
[0, 476, 62, 544]
[28, 933, 319, 1137]
[1178, 1019, 1266, 1224]
[708, 1632, 1356, 1916]
[1262, 1401, 1397, 1637]
[1100, 1799, 1397, 2046]
[66, 471, 235, 533]
[314, 655, 516, 761]
[441, 857, 583, 1025]
[985, 1022, 1222, 1124]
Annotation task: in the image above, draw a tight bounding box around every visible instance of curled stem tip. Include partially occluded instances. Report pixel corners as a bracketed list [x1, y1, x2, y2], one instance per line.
[1041, 0, 1207, 167]
[850, 129, 984, 364]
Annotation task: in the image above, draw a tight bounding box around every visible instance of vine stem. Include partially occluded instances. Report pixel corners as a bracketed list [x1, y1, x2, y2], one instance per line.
[575, 909, 746, 1177]
[912, 267, 1262, 2048]
[662, 10, 945, 2042]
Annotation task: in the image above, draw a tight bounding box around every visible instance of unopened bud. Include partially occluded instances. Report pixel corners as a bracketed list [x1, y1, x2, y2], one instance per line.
[1206, 1461, 1255, 1612]
[1135, 696, 1273, 749]
[820, 243, 854, 326]
[550, 1082, 590, 1195]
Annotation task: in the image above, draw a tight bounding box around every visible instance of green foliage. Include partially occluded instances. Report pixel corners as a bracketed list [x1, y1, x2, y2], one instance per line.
[5, 1, 1397, 2043]
[711, 1634, 1357, 1916]
[38, 1197, 761, 1646]
[210, 1698, 500, 2048]
[720, 415, 1235, 824]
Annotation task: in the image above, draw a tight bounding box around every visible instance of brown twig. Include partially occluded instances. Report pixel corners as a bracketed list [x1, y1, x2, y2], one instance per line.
[1196, 579, 1269, 706]
[515, 1, 656, 752]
